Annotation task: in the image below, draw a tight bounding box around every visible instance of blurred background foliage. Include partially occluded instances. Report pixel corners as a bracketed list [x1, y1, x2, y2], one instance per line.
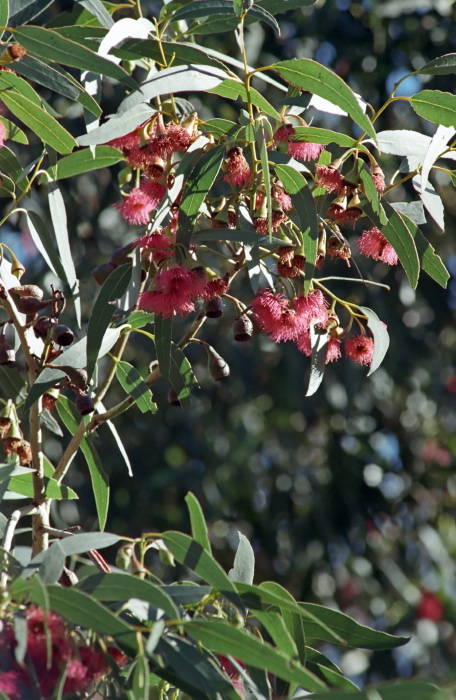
[2, 0, 456, 689]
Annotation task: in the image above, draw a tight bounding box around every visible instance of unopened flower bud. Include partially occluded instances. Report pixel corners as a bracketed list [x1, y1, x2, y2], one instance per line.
[92, 262, 117, 285]
[33, 316, 55, 339]
[75, 392, 95, 415]
[7, 44, 26, 61]
[204, 297, 224, 318]
[17, 439, 32, 465]
[0, 336, 15, 365]
[208, 350, 230, 381]
[116, 544, 134, 571]
[51, 324, 74, 347]
[109, 240, 138, 265]
[42, 388, 59, 412]
[233, 315, 254, 341]
[167, 387, 181, 406]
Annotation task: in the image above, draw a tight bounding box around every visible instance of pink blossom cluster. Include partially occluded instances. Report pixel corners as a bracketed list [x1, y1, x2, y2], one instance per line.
[251, 289, 374, 366]
[0, 606, 127, 699]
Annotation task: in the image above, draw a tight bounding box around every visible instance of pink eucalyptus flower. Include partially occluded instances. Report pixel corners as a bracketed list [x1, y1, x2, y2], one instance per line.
[288, 141, 325, 162]
[345, 334, 374, 365]
[0, 121, 7, 148]
[357, 227, 398, 265]
[251, 289, 300, 342]
[315, 164, 344, 194]
[116, 188, 157, 225]
[294, 290, 329, 329]
[223, 147, 252, 187]
[139, 266, 206, 318]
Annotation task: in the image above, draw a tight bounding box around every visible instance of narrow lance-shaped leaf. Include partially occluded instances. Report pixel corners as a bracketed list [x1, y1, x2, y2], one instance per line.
[185, 492, 212, 554]
[154, 315, 172, 382]
[47, 586, 138, 655]
[292, 126, 357, 148]
[26, 211, 67, 282]
[185, 619, 326, 693]
[273, 163, 318, 293]
[57, 395, 110, 531]
[0, 118, 28, 145]
[357, 158, 387, 224]
[12, 55, 81, 101]
[228, 533, 255, 586]
[171, 0, 280, 34]
[161, 531, 245, 612]
[305, 326, 328, 397]
[12, 26, 137, 89]
[0, 82, 76, 155]
[46, 146, 123, 180]
[301, 680, 440, 700]
[9, 0, 54, 26]
[273, 59, 377, 143]
[208, 79, 282, 121]
[177, 144, 224, 250]
[409, 90, 456, 129]
[115, 360, 157, 414]
[260, 580, 306, 665]
[86, 264, 132, 378]
[6, 472, 78, 501]
[357, 306, 389, 377]
[169, 343, 198, 410]
[397, 212, 450, 288]
[48, 182, 81, 324]
[417, 53, 456, 76]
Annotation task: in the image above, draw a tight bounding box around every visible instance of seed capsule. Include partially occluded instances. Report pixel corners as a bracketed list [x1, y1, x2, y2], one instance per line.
[9, 285, 44, 300]
[0, 336, 15, 365]
[167, 387, 181, 406]
[204, 297, 224, 318]
[14, 296, 51, 314]
[233, 316, 254, 342]
[92, 262, 117, 285]
[51, 324, 74, 347]
[208, 352, 230, 381]
[75, 392, 95, 415]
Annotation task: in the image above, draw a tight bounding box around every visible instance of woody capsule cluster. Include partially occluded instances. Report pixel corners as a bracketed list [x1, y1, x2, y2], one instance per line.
[95, 111, 400, 369]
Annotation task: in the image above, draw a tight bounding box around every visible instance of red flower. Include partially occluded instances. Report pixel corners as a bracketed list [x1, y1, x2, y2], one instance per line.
[139, 180, 167, 208]
[294, 289, 329, 329]
[0, 670, 31, 700]
[139, 266, 206, 318]
[357, 227, 398, 265]
[288, 141, 325, 162]
[345, 334, 374, 365]
[315, 164, 344, 194]
[417, 591, 444, 621]
[116, 188, 157, 225]
[223, 147, 252, 187]
[219, 656, 246, 698]
[0, 121, 8, 148]
[251, 289, 301, 342]
[203, 277, 230, 300]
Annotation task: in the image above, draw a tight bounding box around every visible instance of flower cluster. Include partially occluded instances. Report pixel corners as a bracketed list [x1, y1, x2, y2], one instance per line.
[0, 606, 126, 699]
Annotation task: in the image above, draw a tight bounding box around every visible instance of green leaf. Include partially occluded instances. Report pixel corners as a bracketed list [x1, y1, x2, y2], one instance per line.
[357, 158, 387, 224]
[417, 54, 456, 76]
[0, 79, 77, 155]
[185, 492, 211, 554]
[77, 104, 156, 146]
[25, 211, 70, 282]
[12, 26, 137, 89]
[0, 365, 25, 403]
[154, 314, 172, 382]
[10, 575, 49, 615]
[162, 583, 212, 606]
[79, 0, 115, 28]
[304, 680, 440, 700]
[0, 118, 28, 145]
[185, 619, 327, 693]
[161, 531, 245, 612]
[208, 79, 282, 120]
[274, 59, 377, 142]
[6, 472, 78, 500]
[170, 0, 281, 31]
[273, 163, 318, 293]
[380, 208, 420, 289]
[398, 212, 450, 288]
[409, 90, 456, 128]
[228, 533, 255, 585]
[132, 654, 149, 700]
[260, 581, 306, 665]
[254, 609, 299, 659]
[292, 126, 357, 148]
[112, 38, 225, 70]
[126, 310, 155, 329]
[48, 182, 81, 325]
[87, 264, 132, 378]
[299, 602, 408, 650]
[12, 55, 81, 101]
[56, 395, 109, 530]
[155, 636, 240, 700]
[305, 326, 328, 397]
[259, 0, 316, 11]
[358, 306, 389, 376]
[306, 648, 359, 690]
[193, 229, 284, 247]
[77, 572, 180, 620]
[0, 65, 42, 105]
[0, 147, 28, 192]
[169, 343, 198, 410]
[47, 585, 138, 655]
[177, 144, 224, 249]
[9, 0, 54, 26]
[204, 118, 240, 138]
[115, 360, 157, 414]
[0, 1, 8, 40]
[46, 146, 123, 180]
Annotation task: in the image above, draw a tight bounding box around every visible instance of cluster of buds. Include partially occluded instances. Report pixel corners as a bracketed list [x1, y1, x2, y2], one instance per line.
[0, 606, 127, 699]
[0, 401, 32, 465]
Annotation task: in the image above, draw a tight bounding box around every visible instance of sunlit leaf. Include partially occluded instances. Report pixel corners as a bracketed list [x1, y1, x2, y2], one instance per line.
[305, 326, 328, 396]
[417, 53, 456, 76]
[292, 126, 357, 148]
[378, 207, 420, 289]
[12, 55, 81, 101]
[185, 492, 212, 554]
[115, 360, 157, 414]
[169, 343, 198, 410]
[46, 146, 123, 180]
[0, 118, 28, 145]
[77, 104, 156, 146]
[9, 0, 54, 26]
[208, 79, 282, 120]
[304, 680, 440, 700]
[6, 472, 78, 500]
[228, 533, 255, 585]
[373, 130, 431, 157]
[274, 59, 377, 142]
[409, 90, 456, 128]
[398, 212, 450, 288]
[357, 306, 389, 376]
